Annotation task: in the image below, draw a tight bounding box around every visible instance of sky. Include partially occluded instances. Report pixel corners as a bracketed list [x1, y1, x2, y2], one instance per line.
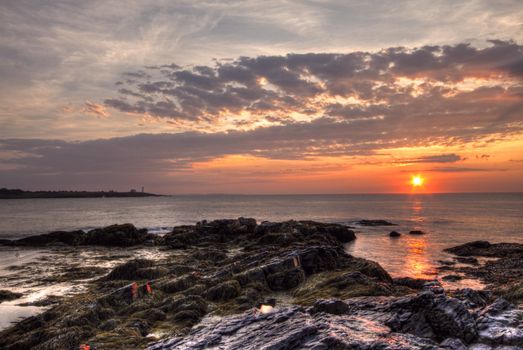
[1, 0, 523, 194]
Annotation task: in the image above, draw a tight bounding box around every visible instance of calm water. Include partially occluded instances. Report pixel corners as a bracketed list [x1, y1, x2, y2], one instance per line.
[1, 193, 522, 279]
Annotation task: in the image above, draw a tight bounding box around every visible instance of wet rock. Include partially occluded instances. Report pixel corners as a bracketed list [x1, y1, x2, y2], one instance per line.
[266, 267, 305, 291]
[164, 295, 208, 324]
[456, 256, 479, 265]
[133, 308, 167, 323]
[422, 280, 445, 294]
[410, 230, 426, 235]
[476, 298, 523, 346]
[441, 338, 468, 350]
[159, 274, 199, 294]
[4, 224, 150, 247]
[105, 259, 155, 280]
[445, 241, 492, 256]
[8, 230, 86, 246]
[146, 306, 441, 350]
[256, 232, 297, 246]
[310, 299, 349, 315]
[355, 219, 396, 226]
[345, 291, 477, 343]
[442, 274, 463, 282]
[0, 289, 23, 302]
[205, 280, 241, 301]
[85, 224, 150, 246]
[99, 319, 118, 331]
[234, 267, 266, 287]
[452, 288, 492, 308]
[389, 230, 401, 237]
[394, 277, 433, 289]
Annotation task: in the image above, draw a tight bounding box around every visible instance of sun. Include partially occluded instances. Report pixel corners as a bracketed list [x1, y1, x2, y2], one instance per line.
[411, 175, 425, 187]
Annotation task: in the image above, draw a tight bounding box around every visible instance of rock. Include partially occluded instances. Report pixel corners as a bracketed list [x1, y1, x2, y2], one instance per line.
[456, 256, 479, 264]
[442, 274, 463, 282]
[105, 259, 155, 280]
[389, 230, 401, 237]
[85, 224, 150, 246]
[205, 280, 242, 301]
[164, 295, 208, 324]
[266, 267, 305, 291]
[453, 288, 492, 308]
[4, 224, 150, 247]
[0, 289, 23, 302]
[441, 338, 468, 350]
[344, 291, 477, 343]
[445, 241, 492, 256]
[159, 275, 199, 293]
[310, 299, 349, 315]
[133, 308, 167, 323]
[394, 277, 433, 289]
[446, 241, 523, 257]
[355, 219, 396, 226]
[146, 306, 441, 350]
[476, 298, 523, 346]
[10, 230, 86, 246]
[99, 319, 118, 331]
[409, 230, 426, 235]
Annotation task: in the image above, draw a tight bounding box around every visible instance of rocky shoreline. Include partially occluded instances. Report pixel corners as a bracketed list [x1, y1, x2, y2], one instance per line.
[0, 219, 522, 349]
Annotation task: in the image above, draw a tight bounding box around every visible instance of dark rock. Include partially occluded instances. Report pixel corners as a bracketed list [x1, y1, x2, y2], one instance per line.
[442, 274, 463, 282]
[11, 230, 86, 246]
[311, 299, 349, 315]
[164, 295, 208, 324]
[146, 306, 441, 350]
[266, 267, 305, 291]
[409, 230, 426, 235]
[389, 230, 401, 237]
[355, 219, 396, 226]
[445, 241, 492, 256]
[0, 289, 23, 302]
[159, 275, 199, 294]
[456, 256, 479, 264]
[476, 298, 523, 346]
[205, 280, 242, 301]
[105, 259, 155, 280]
[4, 224, 149, 247]
[452, 288, 492, 308]
[440, 338, 467, 350]
[99, 319, 118, 331]
[394, 277, 433, 289]
[85, 224, 149, 246]
[133, 308, 167, 323]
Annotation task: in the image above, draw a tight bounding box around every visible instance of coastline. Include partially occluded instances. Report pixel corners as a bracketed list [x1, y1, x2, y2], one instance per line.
[0, 219, 522, 349]
[0, 218, 523, 349]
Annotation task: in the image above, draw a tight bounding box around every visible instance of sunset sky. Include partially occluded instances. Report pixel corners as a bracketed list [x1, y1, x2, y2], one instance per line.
[1, 0, 523, 194]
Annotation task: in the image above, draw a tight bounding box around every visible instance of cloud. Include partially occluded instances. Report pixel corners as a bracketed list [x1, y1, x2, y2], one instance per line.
[83, 101, 110, 118]
[103, 41, 523, 135]
[402, 154, 463, 164]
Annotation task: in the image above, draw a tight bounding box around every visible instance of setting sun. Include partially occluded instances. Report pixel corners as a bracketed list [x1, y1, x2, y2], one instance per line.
[411, 175, 425, 187]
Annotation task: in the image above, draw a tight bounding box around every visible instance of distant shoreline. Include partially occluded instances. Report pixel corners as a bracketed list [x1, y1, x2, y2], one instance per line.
[0, 189, 162, 199]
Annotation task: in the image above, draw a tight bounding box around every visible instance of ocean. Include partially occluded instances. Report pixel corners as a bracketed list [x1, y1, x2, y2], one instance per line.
[1, 193, 522, 279]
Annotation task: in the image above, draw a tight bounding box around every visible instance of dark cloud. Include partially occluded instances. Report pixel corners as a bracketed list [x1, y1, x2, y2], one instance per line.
[103, 42, 523, 138]
[402, 154, 464, 164]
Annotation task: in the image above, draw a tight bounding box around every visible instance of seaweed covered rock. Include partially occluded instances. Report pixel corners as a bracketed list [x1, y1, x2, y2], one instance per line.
[205, 280, 241, 301]
[85, 224, 150, 246]
[266, 267, 305, 291]
[105, 259, 156, 280]
[2, 223, 150, 247]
